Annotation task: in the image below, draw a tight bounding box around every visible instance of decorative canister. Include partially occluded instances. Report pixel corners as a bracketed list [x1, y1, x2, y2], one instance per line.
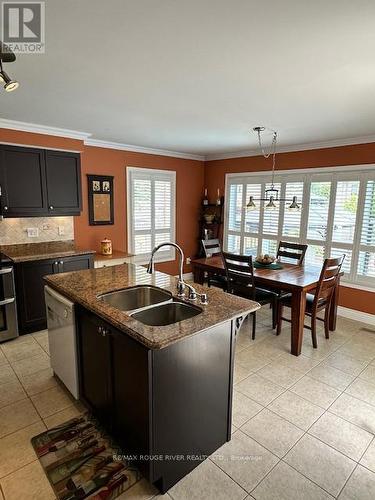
[101, 238, 112, 255]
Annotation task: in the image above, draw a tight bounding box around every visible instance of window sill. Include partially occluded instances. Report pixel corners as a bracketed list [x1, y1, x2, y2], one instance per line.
[127, 254, 175, 266]
[340, 282, 375, 293]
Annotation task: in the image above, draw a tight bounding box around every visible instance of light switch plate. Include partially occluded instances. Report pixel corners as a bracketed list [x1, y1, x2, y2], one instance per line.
[58, 226, 65, 236]
[27, 228, 39, 238]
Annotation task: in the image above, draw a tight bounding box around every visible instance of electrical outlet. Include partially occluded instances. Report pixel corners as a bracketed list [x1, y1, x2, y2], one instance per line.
[58, 226, 65, 236]
[27, 227, 39, 238]
[42, 223, 50, 230]
[186, 257, 191, 265]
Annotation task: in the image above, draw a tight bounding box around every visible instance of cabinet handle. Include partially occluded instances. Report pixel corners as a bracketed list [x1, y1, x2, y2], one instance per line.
[59, 261, 63, 265]
[98, 326, 109, 337]
[3, 206, 8, 211]
[49, 205, 54, 210]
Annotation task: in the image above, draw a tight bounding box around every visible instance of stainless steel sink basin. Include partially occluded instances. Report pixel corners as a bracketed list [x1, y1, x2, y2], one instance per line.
[131, 301, 202, 326]
[98, 285, 172, 312]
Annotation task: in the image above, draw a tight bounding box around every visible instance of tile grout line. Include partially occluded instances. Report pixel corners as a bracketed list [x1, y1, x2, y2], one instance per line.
[232, 327, 375, 497]
[207, 457, 251, 497]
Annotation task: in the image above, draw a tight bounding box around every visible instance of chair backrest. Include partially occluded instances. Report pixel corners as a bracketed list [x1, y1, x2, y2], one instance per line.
[222, 252, 255, 292]
[202, 238, 221, 257]
[277, 241, 308, 265]
[313, 255, 345, 310]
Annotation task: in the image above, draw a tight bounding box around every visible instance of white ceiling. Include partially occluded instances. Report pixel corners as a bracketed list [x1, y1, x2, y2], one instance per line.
[1, 0, 375, 158]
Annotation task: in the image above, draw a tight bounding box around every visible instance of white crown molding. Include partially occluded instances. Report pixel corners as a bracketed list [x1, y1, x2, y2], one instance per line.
[0, 118, 92, 141]
[205, 134, 375, 161]
[0, 118, 204, 160]
[85, 138, 205, 161]
[2, 117, 375, 162]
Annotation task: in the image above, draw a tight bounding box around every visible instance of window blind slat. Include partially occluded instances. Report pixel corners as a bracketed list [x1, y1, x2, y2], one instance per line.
[283, 182, 304, 237]
[361, 180, 375, 247]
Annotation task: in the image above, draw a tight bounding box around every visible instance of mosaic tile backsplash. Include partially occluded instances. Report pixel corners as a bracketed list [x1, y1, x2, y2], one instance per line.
[0, 216, 74, 245]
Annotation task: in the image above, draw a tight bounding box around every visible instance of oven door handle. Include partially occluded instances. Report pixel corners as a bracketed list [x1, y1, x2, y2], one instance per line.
[0, 268, 12, 275]
[0, 297, 15, 306]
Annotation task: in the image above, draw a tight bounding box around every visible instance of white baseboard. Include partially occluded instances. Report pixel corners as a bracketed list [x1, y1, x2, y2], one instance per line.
[338, 306, 375, 326]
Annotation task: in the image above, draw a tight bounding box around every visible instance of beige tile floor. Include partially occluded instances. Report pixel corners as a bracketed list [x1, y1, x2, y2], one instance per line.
[0, 309, 375, 499]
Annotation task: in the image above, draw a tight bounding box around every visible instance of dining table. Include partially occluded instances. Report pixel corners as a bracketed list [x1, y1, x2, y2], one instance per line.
[191, 255, 341, 356]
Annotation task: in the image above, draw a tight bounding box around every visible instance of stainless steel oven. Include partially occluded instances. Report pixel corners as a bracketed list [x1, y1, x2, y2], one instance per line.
[0, 259, 18, 342]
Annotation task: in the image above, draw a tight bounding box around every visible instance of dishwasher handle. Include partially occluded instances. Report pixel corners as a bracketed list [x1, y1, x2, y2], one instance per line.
[0, 297, 15, 306]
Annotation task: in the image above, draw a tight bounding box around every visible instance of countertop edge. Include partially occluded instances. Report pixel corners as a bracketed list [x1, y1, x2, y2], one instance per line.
[44, 274, 260, 350]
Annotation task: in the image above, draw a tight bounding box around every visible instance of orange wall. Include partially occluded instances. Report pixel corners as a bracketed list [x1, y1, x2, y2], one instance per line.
[76, 146, 204, 275]
[205, 143, 375, 315]
[0, 128, 204, 275]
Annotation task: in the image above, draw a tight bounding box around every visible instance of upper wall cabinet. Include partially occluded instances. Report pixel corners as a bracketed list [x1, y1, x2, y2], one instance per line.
[45, 150, 82, 215]
[0, 145, 47, 216]
[0, 145, 82, 217]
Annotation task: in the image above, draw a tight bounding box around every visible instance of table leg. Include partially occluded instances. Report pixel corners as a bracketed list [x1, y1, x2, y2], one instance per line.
[193, 265, 205, 285]
[291, 289, 306, 356]
[329, 278, 340, 331]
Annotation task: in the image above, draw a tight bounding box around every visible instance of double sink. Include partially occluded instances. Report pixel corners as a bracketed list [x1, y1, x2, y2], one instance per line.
[98, 285, 202, 326]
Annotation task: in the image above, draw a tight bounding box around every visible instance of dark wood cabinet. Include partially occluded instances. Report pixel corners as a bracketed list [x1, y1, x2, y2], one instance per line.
[0, 145, 82, 217]
[0, 145, 47, 216]
[15, 254, 93, 334]
[45, 150, 81, 215]
[58, 255, 92, 273]
[77, 310, 112, 425]
[76, 306, 234, 493]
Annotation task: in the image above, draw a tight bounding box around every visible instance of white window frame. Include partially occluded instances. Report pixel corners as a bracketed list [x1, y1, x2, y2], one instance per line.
[126, 166, 176, 264]
[224, 164, 375, 288]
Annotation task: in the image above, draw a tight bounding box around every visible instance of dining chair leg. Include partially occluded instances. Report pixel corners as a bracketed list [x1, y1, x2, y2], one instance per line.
[252, 311, 256, 341]
[276, 303, 283, 336]
[272, 296, 277, 329]
[324, 303, 331, 339]
[311, 316, 318, 348]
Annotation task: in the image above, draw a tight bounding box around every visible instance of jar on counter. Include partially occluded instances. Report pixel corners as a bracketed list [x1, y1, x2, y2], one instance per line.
[101, 238, 112, 255]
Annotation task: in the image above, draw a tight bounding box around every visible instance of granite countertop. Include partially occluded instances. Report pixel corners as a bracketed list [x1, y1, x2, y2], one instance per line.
[44, 263, 260, 349]
[93, 250, 133, 262]
[0, 241, 96, 263]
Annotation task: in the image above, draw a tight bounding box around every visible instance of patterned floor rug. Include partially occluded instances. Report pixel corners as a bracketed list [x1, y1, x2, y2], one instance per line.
[31, 413, 142, 499]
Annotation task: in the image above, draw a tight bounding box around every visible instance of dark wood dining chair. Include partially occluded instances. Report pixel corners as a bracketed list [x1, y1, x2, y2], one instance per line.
[222, 252, 278, 339]
[276, 255, 345, 348]
[277, 241, 308, 265]
[201, 239, 227, 290]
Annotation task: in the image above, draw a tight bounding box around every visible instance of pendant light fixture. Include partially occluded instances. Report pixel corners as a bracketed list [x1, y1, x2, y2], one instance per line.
[246, 126, 300, 211]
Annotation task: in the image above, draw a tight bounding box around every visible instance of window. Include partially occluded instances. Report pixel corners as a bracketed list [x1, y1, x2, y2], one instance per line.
[127, 167, 176, 263]
[224, 167, 375, 287]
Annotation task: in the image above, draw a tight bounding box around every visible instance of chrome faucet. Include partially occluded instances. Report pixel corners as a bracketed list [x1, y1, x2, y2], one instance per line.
[147, 242, 208, 304]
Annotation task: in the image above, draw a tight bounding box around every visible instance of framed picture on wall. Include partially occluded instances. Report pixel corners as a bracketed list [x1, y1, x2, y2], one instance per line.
[87, 174, 114, 225]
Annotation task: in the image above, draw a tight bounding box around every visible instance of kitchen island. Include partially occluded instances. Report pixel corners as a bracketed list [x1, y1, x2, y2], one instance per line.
[44, 263, 259, 493]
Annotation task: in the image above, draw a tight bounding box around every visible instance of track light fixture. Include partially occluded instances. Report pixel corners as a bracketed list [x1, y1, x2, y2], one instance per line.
[0, 41, 19, 92]
[0, 60, 19, 92]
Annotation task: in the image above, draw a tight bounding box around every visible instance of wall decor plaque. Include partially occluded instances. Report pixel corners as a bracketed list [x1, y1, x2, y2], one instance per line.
[87, 175, 114, 225]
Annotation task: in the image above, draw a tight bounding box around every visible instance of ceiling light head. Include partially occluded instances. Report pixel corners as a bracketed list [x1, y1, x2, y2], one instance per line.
[0, 50, 19, 92]
[265, 196, 277, 211]
[4, 78, 19, 92]
[287, 196, 300, 212]
[246, 196, 257, 211]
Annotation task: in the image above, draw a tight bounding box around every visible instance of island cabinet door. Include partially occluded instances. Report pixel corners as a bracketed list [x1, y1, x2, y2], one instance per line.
[76, 307, 112, 426]
[109, 328, 151, 479]
[150, 320, 235, 493]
